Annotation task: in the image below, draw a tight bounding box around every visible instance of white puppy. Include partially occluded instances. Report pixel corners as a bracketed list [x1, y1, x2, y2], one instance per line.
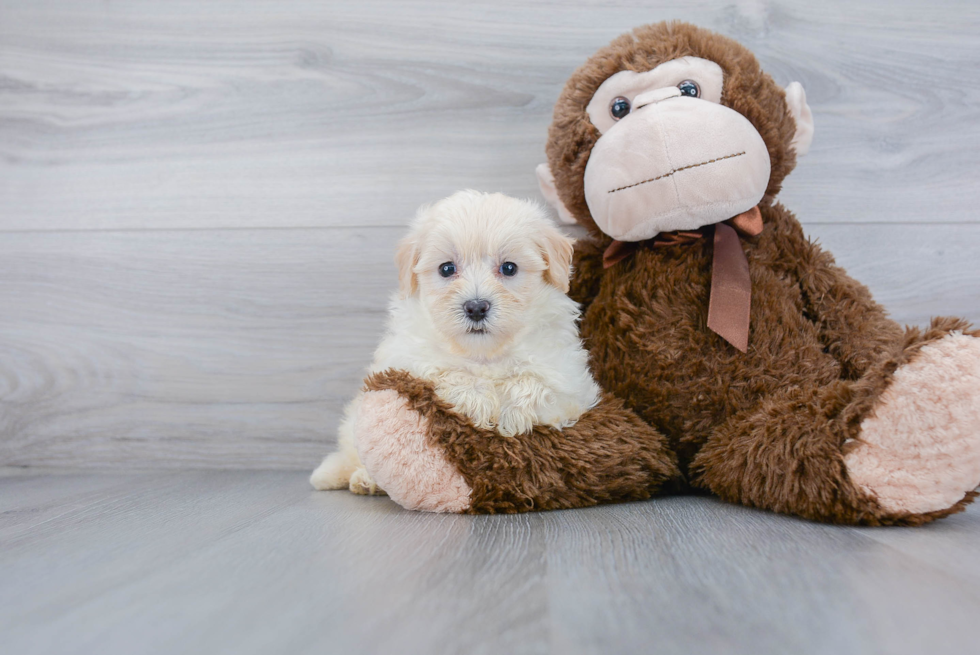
[310, 190, 601, 494]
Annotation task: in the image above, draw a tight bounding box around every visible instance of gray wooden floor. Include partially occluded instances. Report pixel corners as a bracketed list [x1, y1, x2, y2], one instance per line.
[2, 469, 979, 655]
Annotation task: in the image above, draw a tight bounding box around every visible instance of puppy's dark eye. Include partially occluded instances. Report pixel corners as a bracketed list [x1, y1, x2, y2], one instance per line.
[499, 262, 518, 277]
[439, 262, 456, 277]
[677, 80, 700, 98]
[609, 96, 631, 120]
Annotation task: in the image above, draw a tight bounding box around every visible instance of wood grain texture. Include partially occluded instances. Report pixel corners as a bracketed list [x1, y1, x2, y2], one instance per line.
[0, 0, 978, 468]
[0, 228, 394, 468]
[0, 0, 978, 230]
[2, 470, 980, 655]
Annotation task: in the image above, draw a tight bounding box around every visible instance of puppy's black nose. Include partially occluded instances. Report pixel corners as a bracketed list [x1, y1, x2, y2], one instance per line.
[463, 299, 491, 322]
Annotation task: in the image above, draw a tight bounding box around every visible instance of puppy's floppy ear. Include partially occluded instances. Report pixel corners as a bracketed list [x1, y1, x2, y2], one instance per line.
[394, 231, 420, 297]
[538, 221, 575, 293]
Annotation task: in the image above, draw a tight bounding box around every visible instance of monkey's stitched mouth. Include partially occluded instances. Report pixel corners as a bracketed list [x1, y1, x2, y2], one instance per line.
[608, 151, 746, 194]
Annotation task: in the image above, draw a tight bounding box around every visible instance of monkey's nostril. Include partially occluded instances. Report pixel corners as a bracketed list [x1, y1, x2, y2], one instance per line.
[463, 299, 491, 322]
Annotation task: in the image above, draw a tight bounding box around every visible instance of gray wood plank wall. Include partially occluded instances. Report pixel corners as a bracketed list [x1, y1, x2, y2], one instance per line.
[2, 0, 979, 469]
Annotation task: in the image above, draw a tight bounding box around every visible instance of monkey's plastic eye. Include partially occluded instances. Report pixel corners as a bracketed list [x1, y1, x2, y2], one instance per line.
[439, 262, 456, 277]
[499, 262, 518, 277]
[609, 96, 631, 120]
[678, 80, 700, 98]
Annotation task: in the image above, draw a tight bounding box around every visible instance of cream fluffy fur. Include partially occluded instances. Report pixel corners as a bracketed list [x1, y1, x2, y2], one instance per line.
[311, 190, 601, 494]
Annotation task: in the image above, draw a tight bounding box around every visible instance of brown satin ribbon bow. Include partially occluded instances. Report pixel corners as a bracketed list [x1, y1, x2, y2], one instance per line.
[602, 206, 763, 353]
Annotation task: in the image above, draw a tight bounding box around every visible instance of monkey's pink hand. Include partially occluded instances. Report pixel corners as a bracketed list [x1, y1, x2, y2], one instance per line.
[353, 387, 473, 513]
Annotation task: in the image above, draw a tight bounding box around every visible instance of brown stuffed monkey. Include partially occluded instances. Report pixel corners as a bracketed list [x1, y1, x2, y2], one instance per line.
[355, 22, 980, 525]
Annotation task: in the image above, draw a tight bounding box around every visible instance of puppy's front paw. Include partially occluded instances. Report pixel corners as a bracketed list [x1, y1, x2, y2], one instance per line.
[496, 406, 535, 438]
[450, 394, 499, 431]
[349, 467, 386, 496]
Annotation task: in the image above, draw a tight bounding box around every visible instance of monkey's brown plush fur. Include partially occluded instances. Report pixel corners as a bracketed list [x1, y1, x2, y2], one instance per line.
[354, 22, 980, 524]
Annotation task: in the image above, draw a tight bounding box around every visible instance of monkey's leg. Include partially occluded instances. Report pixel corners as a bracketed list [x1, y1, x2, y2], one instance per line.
[354, 369, 682, 513]
[842, 319, 980, 520]
[693, 319, 980, 525]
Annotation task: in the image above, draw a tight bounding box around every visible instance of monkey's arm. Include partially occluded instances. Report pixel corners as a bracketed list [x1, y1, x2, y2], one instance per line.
[568, 239, 606, 314]
[354, 369, 681, 513]
[767, 206, 903, 378]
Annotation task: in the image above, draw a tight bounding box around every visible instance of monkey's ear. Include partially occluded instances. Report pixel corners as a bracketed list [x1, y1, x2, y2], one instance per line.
[536, 163, 578, 225]
[785, 82, 814, 157]
[394, 232, 420, 297]
[538, 220, 575, 293]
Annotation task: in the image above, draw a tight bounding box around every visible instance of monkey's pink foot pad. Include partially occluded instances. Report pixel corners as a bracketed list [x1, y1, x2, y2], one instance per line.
[845, 333, 980, 514]
[354, 389, 473, 513]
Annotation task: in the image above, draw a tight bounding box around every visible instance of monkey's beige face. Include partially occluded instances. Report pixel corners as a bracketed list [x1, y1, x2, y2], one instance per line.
[398, 192, 574, 359]
[583, 56, 773, 241]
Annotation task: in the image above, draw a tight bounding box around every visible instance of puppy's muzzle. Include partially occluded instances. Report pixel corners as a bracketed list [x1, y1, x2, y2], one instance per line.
[463, 299, 491, 323]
